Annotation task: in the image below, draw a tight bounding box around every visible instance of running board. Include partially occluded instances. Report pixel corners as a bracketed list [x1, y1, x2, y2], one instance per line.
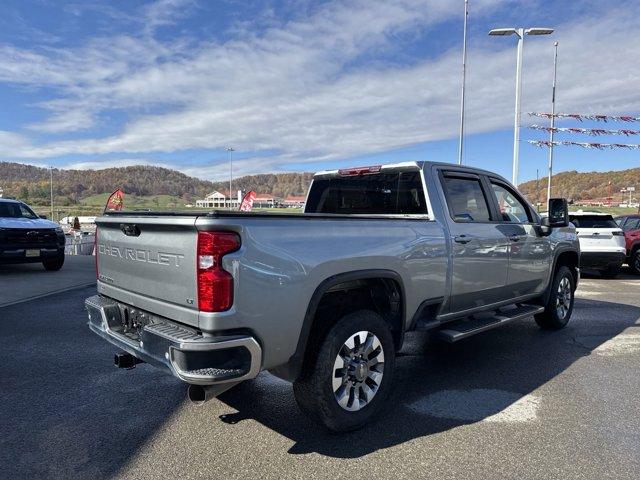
[436, 305, 545, 343]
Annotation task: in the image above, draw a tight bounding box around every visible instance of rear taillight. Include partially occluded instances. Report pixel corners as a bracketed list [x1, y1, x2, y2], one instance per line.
[197, 231, 240, 312]
[94, 227, 99, 279]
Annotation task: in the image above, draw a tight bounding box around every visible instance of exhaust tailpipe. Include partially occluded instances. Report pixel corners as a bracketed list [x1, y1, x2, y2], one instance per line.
[188, 383, 237, 404]
[114, 352, 143, 369]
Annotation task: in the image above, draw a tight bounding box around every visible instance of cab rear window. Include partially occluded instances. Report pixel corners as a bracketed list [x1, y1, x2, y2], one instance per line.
[569, 215, 618, 228]
[305, 171, 428, 215]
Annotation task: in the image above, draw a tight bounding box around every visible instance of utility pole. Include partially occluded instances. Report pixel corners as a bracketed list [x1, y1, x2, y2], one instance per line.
[457, 0, 469, 165]
[547, 42, 558, 203]
[50, 166, 54, 220]
[536, 168, 540, 212]
[226, 147, 234, 210]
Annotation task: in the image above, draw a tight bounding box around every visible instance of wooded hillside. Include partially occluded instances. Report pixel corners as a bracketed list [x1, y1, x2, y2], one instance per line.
[519, 167, 640, 203]
[2, 161, 638, 207]
[0, 162, 313, 206]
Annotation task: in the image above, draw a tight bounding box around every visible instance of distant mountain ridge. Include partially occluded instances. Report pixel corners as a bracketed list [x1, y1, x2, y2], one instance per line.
[519, 167, 640, 203]
[1, 161, 638, 206]
[0, 162, 314, 205]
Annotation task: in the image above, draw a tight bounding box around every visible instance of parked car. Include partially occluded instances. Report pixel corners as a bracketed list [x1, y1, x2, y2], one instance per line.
[0, 198, 66, 270]
[85, 161, 579, 431]
[568, 211, 626, 278]
[614, 214, 640, 274]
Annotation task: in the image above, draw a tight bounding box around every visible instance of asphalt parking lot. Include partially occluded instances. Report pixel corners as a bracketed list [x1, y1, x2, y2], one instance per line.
[1, 262, 639, 480]
[0, 255, 96, 307]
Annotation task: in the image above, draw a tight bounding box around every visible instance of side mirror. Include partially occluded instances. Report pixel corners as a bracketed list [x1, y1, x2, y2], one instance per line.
[39, 214, 47, 219]
[547, 198, 569, 227]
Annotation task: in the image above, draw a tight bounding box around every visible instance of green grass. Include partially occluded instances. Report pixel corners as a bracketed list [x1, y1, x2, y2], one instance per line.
[31, 195, 303, 220]
[80, 193, 183, 209]
[570, 206, 640, 216]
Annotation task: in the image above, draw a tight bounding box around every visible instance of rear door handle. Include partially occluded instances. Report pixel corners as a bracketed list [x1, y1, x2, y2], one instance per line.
[453, 235, 472, 244]
[508, 234, 520, 242]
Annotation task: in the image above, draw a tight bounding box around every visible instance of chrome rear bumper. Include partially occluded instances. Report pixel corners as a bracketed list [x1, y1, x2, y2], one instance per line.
[85, 295, 262, 385]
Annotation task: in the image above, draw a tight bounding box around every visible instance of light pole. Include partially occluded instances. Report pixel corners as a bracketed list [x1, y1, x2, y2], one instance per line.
[547, 42, 558, 203]
[50, 166, 54, 220]
[457, 0, 469, 165]
[226, 147, 234, 210]
[489, 27, 554, 187]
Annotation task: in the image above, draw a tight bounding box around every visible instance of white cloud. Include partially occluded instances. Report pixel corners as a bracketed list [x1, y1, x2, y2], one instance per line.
[0, 0, 639, 180]
[0, 130, 34, 154]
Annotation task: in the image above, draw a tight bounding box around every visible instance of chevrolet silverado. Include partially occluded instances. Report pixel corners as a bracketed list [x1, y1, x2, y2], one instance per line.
[85, 161, 579, 431]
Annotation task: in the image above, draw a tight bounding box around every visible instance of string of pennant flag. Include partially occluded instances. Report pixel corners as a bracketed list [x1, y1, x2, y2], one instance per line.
[528, 112, 640, 122]
[528, 140, 640, 150]
[529, 125, 640, 136]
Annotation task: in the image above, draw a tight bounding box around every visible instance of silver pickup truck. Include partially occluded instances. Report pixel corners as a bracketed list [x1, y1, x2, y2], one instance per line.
[86, 161, 579, 431]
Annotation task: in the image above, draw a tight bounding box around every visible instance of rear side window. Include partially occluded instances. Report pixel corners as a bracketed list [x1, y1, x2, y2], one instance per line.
[442, 176, 491, 222]
[569, 215, 618, 228]
[305, 171, 428, 214]
[622, 218, 640, 231]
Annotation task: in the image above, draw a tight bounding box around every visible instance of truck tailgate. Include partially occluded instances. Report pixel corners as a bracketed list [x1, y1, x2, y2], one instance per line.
[96, 216, 198, 314]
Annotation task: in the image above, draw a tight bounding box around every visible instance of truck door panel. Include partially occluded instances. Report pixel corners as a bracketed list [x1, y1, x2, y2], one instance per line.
[439, 172, 510, 313]
[488, 180, 551, 298]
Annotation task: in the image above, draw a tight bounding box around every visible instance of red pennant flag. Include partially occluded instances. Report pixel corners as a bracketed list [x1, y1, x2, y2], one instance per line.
[105, 188, 125, 212]
[239, 191, 256, 212]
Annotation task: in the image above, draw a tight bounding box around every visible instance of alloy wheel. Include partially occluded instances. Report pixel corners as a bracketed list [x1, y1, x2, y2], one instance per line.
[556, 276, 572, 320]
[332, 331, 385, 412]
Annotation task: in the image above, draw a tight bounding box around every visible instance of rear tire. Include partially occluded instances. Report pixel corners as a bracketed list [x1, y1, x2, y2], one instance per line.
[600, 264, 621, 279]
[43, 254, 65, 271]
[293, 310, 395, 432]
[630, 248, 640, 275]
[535, 265, 575, 330]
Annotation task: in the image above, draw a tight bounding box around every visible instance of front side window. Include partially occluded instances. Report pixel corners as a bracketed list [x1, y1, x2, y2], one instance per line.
[305, 171, 428, 215]
[490, 182, 531, 223]
[0, 202, 38, 219]
[442, 176, 491, 222]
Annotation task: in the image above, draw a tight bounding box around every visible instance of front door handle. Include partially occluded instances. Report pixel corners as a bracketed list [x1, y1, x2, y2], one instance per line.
[453, 235, 472, 244]
[508, 234, 520, 242]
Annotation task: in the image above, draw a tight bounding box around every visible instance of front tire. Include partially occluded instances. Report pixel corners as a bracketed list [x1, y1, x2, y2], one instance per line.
[535, 265, 575, 330]
[293, 310, 395, 432]
[43, 254, 65, 271]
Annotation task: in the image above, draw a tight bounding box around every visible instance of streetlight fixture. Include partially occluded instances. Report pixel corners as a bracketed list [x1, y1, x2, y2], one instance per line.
[226, 147, 234, 210]
[489, 26, 554, 186]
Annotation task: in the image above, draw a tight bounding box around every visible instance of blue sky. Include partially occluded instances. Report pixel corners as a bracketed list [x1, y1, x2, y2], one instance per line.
[0, 0, 638, 184]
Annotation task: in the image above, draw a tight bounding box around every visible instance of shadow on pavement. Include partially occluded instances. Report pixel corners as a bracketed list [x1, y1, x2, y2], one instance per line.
[0, 287, 185, 480]
[216, 297, 640, 457]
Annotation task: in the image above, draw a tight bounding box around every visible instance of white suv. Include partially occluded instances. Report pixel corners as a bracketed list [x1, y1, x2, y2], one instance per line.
[569, 211, 626, 278]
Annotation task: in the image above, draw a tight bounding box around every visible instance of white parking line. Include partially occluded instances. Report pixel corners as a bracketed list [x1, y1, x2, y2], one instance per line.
[0, 282, 96, 308]
[594, 332, 640, 357]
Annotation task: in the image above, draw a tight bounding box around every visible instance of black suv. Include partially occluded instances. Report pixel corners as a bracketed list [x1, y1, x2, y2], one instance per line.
[0, 199, 66, 270]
